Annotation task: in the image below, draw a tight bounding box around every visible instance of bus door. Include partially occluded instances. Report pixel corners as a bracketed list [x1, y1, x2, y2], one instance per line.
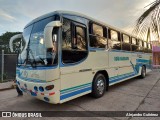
[60, 20, 92, 102]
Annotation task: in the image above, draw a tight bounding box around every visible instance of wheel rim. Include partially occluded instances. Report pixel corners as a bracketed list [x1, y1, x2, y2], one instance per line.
[97, 78, 105, 94]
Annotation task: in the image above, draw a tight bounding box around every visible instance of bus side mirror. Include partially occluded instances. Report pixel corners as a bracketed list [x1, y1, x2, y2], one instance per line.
[44, 21, 62, 49]
[9, 34, 22, 52]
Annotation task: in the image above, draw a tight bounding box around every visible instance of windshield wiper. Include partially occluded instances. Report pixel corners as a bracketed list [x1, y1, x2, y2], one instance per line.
[25, 48, 37, 68]
[38, 56, 48, 65]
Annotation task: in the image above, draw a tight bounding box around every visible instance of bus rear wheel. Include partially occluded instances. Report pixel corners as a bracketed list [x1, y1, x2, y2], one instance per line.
[91, 74, 106, 98]
[140, 66, 146, 78]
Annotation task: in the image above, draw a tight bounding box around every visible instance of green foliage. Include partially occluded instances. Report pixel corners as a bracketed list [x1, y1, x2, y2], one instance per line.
[0, 72, 8, 81]
[0, 32, 22, 54]
[133, 1, 160, 41]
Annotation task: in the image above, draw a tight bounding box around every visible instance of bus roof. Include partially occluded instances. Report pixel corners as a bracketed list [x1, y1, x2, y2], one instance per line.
[24, 10, 143, 41]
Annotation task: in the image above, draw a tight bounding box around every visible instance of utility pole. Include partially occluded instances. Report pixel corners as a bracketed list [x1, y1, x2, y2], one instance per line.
[1, 50, 4, 82]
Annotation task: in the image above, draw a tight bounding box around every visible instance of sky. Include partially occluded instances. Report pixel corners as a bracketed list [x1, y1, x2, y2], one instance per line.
[0, 0, 154, 36]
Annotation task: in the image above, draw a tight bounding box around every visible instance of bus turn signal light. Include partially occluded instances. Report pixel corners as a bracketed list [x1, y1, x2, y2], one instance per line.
[45, 85, 54, 90]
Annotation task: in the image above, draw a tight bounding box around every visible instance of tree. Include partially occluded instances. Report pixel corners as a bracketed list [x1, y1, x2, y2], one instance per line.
[133, 0, 160, 42]
[0, 32, 22, 54]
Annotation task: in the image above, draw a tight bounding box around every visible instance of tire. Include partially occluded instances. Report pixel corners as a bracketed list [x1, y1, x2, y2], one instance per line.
[91, 74, 106, 98]
[140, 66, 146, 78]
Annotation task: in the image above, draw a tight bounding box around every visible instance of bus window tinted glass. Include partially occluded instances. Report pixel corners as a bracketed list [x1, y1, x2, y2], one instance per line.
[122, 34, 130, 51]
[111, 30, 118, 40]
[111, 41, 121, 50]
[147, 44, 152, 53]
[90, 36, 107, 48]
[123, 34, 130, 43]
[144, 42, 147, 48]
[131, 38, 139, 51]
[62, 19, 71, 49]
[139, 40, 143, 47]
[62, 18, 87, 64]
[143, 42, 148, 53]
[132, 38, 136, 45]
[139, 40, 144, 51]
[132, 45, 139, 51]
[90, 23, 107, 48]
[76, 26, 86, 50]
[93, 24, 103, 37]
[148, 44, 151, 49]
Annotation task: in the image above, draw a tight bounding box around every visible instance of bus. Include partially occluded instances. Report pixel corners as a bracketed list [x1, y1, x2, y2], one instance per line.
[9, 11, 152, 104]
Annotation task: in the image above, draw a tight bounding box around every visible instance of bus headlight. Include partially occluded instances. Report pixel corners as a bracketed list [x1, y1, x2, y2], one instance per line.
[34, 86, 38, 91]
[39, 86, 44, 92]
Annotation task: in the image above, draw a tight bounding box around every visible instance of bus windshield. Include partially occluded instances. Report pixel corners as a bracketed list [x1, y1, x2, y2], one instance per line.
[18, 16, 58, 67]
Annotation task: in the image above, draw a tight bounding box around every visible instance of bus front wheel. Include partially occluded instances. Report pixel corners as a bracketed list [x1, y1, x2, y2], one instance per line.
[140, 66, 146, 78]
[91, 74, 106, 98]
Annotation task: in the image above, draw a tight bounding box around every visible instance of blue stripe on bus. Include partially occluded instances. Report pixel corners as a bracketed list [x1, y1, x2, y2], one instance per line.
[60, 63, 152, 100]
[89, 47, 106, 51]
[136, 63, 152, 69]
[60, 72, 136, 100]
[109, 72, 134, 81]
[136, 59, 150, 64]
[60, 87, 91, 100]
[110, 49, 133, 53]
[17, 66, 57, 70]
[60, 60, 151, 100]
[109, 72, 136, 84]
[60, 73, 136, 100]
[109, 50, 152, 55]
[130, 61, 138, 74]
[61, 84, 91, 95]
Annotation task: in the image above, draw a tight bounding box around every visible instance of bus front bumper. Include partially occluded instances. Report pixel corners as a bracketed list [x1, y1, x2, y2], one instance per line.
[16, 77, 60, 104]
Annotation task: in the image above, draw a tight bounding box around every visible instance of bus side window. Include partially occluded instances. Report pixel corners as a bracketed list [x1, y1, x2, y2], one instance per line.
[139, 40, 142, 47]
[62, 18, 87, 64]
[143, 41, 148, 53]
[148, 43, 152, 53]
[62, 18, 72, 49]
[89, 23, 107, 48]
[108, 29, 121, 50]
[139, 40, 144, 52]
[111, 30, 118, 40]
[122, 34, 131, 51]
[131, 37, 139, 52]
[93, 23, 103, 36]
[75, 26, 87, 50]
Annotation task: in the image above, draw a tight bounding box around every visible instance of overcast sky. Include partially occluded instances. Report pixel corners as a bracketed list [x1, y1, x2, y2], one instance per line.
[0, 0, 153, 35]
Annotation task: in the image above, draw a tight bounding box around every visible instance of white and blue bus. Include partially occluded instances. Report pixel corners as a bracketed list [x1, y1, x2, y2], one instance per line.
[10, 11, 152, 104]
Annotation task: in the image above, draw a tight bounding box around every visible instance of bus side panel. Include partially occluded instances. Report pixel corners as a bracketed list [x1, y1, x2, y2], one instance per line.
[132, 53, 152, 74]
[108, 51, 152, 85]
[60, 71, 93, 103]
[60, 50, 109, 103]
[108, 50, 135, 84]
